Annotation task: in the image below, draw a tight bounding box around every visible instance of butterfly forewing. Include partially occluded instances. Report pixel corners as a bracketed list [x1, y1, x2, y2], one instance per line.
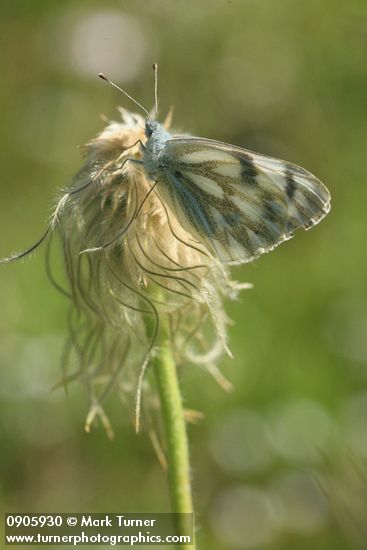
[156, 137, 330, 264]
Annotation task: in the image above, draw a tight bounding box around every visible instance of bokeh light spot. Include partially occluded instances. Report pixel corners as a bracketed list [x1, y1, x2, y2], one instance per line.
[209, 408, 274, 474]
[210, 485, 277, 548]
[268, 471, 328, 535]
[267, 399, 334, 463]
[53, 9, 150, 83]
[341, 392, 367, 457]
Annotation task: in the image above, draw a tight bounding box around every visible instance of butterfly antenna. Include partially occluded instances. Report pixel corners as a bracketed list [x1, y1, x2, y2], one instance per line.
[153, 63, 158, 120]
[99, 73, 150, 118]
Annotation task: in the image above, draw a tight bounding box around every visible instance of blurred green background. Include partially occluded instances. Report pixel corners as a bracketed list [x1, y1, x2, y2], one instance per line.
[1, 1, 367, 548]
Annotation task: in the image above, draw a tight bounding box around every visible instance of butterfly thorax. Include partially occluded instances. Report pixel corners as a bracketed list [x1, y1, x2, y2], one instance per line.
[143, 120, 172, 180]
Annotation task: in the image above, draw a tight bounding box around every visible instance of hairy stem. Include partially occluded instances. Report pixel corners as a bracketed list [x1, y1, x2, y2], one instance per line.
[153, 316, 195, 548]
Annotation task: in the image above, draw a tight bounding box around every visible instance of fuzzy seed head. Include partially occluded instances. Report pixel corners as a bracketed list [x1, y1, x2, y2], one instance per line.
[47, 108, 249, 433]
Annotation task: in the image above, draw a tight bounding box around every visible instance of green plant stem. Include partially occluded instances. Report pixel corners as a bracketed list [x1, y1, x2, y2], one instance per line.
[153, 318, 195, 549]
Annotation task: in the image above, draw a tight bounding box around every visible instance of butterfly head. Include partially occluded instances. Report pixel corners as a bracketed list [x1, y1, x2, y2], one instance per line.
[145, 118, 159, 138]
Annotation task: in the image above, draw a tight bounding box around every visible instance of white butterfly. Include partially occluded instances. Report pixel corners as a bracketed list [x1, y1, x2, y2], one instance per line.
[103, 67, 331, 265]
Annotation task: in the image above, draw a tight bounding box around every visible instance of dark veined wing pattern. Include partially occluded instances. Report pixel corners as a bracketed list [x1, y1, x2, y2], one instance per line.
[157, 137, 331, 264]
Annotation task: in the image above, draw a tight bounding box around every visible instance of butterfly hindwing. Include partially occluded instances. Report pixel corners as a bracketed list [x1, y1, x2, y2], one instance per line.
[156, 137, 331, 264]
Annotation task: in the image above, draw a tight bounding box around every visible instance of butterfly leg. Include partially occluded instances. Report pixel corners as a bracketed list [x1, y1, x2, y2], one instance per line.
[116, 139, 146, 170]
[119, 157, 144, 171]
[122, 139, 146, 156]
[132, 138, 146, 150]
[135, 180, 158, 219]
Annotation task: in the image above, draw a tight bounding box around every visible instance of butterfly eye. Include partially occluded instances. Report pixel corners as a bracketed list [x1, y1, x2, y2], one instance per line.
[145, 119, 156, 138]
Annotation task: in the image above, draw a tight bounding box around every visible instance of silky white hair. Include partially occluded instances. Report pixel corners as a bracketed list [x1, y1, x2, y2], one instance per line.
[2, 108, 251, 436]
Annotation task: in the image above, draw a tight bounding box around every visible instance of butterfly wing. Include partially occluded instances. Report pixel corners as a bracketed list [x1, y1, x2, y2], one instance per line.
[155, 137, 331, 264]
